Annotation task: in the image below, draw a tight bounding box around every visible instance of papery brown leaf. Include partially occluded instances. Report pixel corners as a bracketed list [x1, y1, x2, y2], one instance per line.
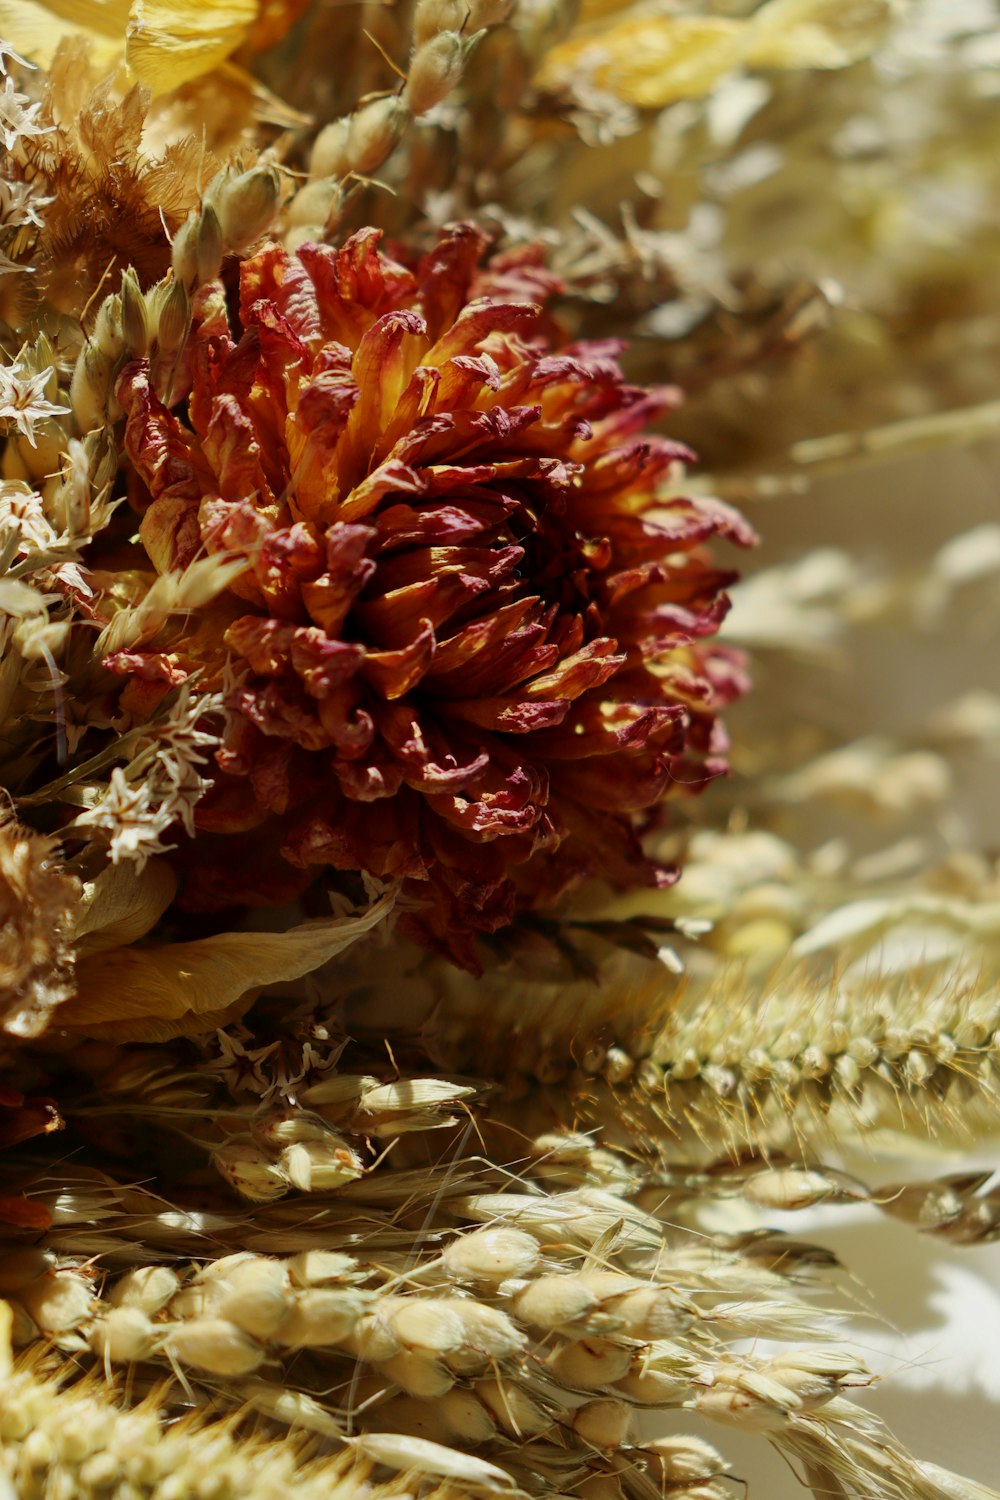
[66, 889, 395, 1040]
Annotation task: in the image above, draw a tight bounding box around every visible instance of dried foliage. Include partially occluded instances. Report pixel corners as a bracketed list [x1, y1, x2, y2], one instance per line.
[0, 4, 997, 1500]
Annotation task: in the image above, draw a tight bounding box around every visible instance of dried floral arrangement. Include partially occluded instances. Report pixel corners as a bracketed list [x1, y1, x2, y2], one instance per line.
[0, 1, 999, 1497]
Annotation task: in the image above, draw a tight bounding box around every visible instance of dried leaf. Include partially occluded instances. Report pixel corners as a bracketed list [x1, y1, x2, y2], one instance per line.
[72, 858, 177, 955]
[66, 889, 395, 1040]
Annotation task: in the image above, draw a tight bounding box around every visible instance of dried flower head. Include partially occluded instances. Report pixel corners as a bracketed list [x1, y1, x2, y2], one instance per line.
[110, 225, 751, 959]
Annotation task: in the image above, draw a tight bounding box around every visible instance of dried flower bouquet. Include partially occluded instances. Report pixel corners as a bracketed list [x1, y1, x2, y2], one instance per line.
[1, 2, 999, 1497]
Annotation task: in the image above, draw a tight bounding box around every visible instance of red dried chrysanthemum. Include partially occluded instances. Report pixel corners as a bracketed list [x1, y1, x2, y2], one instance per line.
[110, 225, 752, 963]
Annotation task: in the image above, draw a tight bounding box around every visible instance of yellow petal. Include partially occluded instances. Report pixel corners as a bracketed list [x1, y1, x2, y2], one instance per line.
[0, 0, 128, 70]
[745, 0, 894, 72]
[535, 17, 748, 107]
[66, 891, 395, 1041]
[536, 0, 893, 108]
[125, 0, 258, 92]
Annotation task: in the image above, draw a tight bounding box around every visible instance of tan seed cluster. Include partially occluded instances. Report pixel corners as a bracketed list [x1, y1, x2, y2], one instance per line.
[285, 0, 511, 247]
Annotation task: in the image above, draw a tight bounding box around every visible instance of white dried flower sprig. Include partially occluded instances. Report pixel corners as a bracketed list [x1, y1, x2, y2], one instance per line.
[0, 73, 48, 152]
[64, 680, 227, 869]
[0, 349, 67, 446]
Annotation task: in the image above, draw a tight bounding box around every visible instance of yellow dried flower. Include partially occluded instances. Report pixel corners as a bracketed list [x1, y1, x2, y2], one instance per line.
[536, 0, 895, 108]
[0, 0, 306, 91]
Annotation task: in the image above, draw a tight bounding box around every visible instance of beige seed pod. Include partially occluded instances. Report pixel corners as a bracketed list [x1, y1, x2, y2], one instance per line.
[403, 31, 465, 117]
[642, 1435, 727, 1484]
[512, 1275, 598, 1331]
[212, 1140, 288, 1202]
[388, 1297, 467, 1355]
[382, 1350, 456, 1399]
[474, 1378, 553, 1438]
[341, 1308, 402, 1362]
[170, 213, 199, 287]
[548, 1338, 632, 1391]
[166, 1319, 265, 1376]
[616, 1355, 692, 1405]
[210, 1260, 290, 1341]
[278, 1136, 364, 1192]
[166, 1285, 210, 1321]
[571, 1398, 634, 1451]
[437, 1387, 497, 1445]
[744, 1168, 841, 1211]
[70, 344, 114, 431]
[443, 1226, 540, 1284]
[89, 1307, 158, 1364]
[608, 1287, 688, 1341]
[369, 1395, 457, 1445]
[240, 1380, 343, 1438]
[254, 1113, 334, 1147]
[346, 96, 407, 177]
[286, 1250, 357, 1287]
[309, 119, 351, 181]
[108, 1265, 179, 1314]
[194, 1253, 258, 1283]
[274, 1288, 364, 1349]
[153, 278, 190, 354]
[447, 1300, 525, 1371]
[18, 1272, 94, 1333]
[195, 204, 224, 284]
[215, 164, 281, 252]
[361, 1079, 475, 1113]
[286, 179, 341, 232]
[91, 295, 124, 362]
[603, 1047, 634, 1084]
[79, 1452, 120, 1490]
[119, 269, 149, 358]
